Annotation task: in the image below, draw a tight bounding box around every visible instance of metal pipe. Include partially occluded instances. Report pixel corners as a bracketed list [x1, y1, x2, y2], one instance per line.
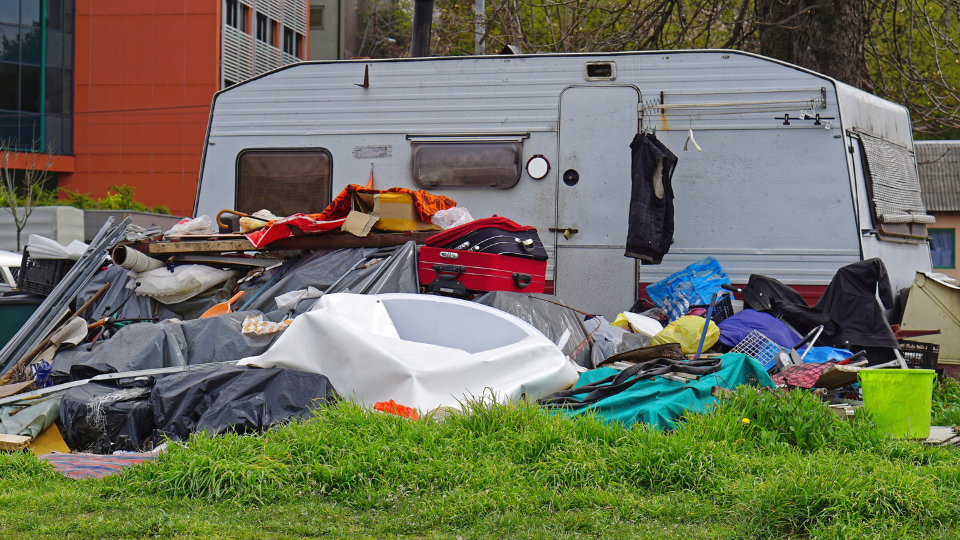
[410, 0, 434, 57]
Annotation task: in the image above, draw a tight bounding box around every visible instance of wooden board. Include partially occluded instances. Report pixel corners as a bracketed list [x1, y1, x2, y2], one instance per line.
[128, 231, 440, 255]
[0, 434, 30, 452]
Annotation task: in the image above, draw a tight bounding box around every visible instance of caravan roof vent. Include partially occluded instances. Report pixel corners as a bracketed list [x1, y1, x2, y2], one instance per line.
[585, 62, 616, 81]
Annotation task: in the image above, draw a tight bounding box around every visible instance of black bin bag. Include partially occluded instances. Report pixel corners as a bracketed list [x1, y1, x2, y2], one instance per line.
[150, 366, 340, 441]
[60, 381, 155, 454]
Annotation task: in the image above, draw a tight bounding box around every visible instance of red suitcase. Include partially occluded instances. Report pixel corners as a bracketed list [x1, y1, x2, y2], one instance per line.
[418, 246, 547, 296]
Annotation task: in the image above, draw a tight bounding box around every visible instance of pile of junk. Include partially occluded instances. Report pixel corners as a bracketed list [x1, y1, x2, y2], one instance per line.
[0, 183, 947, 458]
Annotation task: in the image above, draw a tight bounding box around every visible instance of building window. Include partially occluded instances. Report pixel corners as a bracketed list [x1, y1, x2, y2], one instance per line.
[225, 0, 239, 28]
[271, 20, 279, 47]
[310, 6, 323, 29]
[240, 5, 250, 33]
[236, 149, 333, 216]
[283, 27, 294, 55]
[295, 33, 304, 59]
[931, 228, 955, 269]
[411, 140, 523, 189]
[256, 13, 268, 42]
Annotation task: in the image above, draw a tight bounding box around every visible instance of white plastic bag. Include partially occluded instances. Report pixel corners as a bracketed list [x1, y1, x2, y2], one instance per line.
[164, 215, 215, 236]
[130, 265, 239, 304]
[431, 207, 474, 230]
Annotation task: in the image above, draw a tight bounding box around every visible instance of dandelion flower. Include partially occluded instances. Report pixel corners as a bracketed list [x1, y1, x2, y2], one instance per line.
[741, 418, 750, 424]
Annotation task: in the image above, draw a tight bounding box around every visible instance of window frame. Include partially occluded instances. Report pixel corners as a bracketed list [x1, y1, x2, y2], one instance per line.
[234, 147, 334, 216]
[283, 26, 295, 55]
[930, 228, 956, 269]
[408, 135, 528, 190]
[310, 6, 324, 30]
[255, 13, 268, 42]
[225, 0, 239, 29]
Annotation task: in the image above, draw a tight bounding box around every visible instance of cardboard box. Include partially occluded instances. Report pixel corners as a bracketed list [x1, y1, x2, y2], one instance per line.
[351, 192, 440, 233]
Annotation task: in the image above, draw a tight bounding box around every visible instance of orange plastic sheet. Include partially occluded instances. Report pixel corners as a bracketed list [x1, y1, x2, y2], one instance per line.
[374, 399, 420, 421]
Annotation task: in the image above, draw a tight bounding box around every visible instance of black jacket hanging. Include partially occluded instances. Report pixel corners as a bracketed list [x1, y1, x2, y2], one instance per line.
[625, 133, 677, 265]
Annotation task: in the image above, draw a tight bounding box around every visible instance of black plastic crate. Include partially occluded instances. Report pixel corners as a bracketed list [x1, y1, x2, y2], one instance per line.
[690, 293, 735, 324]
[16, 250, 74, 296]
[898, 341, 939, 371]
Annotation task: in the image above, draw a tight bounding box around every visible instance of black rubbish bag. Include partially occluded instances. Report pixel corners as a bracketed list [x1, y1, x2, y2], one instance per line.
[60, 381, 155, 453]
[150, 366, 339, 441]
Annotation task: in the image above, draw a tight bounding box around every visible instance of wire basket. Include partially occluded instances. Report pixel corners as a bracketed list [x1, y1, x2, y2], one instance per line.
[731, 330, 785, 372]
[898, 341, 939, 371]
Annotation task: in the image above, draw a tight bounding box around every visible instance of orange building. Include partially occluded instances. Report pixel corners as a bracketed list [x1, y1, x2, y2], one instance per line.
[2, 0, 311, 218]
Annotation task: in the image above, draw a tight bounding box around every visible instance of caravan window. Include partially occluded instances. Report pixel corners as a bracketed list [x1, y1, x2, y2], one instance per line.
[411, 141, 522, 189]
[857, 133, 934, 226]
[236, 149, 332, 216]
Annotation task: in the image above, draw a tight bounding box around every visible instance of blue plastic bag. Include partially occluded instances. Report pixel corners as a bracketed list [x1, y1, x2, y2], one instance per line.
[646, 257, 732, 321]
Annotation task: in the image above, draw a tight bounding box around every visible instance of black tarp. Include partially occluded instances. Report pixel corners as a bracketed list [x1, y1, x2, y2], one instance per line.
[150, 366, 339, 441]
[740, 274, 839, 341]
[60, 381, 155, 453]
[473, 291, 593, 368]
[813, 258, 899, 349]
[49, 310, 288, 385]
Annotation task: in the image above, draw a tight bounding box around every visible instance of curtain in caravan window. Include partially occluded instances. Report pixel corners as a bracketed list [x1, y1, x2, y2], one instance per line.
[237, 150, 332, 216]
[930, 229, 955, 268]
[858, 133, 935, 224]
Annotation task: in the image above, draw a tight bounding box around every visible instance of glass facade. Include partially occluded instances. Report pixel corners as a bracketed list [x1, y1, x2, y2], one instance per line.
[0, 0, 73, 154]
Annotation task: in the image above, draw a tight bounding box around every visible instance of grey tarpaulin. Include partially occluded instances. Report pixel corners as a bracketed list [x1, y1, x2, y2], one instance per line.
[60, 381, 154, 453]
[244, 249, 363, 312]
[49, 311, 289, 384]
[151, 366, 339, 441]
[77, 266, 179, 322]
[473, 291, 593, 368]
[245, 243, 419, 312]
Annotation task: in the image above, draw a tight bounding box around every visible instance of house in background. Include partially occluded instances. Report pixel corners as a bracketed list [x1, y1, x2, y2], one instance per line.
[917, 141, 960, 280]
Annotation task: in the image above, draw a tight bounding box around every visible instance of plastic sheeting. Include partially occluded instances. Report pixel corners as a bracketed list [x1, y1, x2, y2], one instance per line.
[151, 366, 339, 440]
[60, 382, 154, 453]
[554, 353, 774, 429]
[49, 310, 289, 384]
[473, 291, 593, 368]
[239, 293, 579, 411]
[77, 266, 178, 322]
[0, 395, 60, 438]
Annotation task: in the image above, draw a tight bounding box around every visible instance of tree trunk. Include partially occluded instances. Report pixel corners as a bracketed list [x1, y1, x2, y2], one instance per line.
[757, 0, 873, 91]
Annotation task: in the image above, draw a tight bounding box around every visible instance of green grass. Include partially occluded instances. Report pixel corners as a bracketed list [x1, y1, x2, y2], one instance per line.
[1, 389, 959, 539]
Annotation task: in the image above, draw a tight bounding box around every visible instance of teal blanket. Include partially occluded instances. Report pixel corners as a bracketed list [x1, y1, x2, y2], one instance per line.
[554, 353, 774, 430]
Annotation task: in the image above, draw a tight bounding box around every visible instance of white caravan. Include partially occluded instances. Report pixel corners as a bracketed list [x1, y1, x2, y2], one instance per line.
[194, 50, 933, 318]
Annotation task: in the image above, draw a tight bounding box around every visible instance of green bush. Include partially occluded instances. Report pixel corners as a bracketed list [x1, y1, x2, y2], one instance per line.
[57, 185, 170, 214]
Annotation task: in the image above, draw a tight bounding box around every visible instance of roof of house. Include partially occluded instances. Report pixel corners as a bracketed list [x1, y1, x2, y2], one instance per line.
[917, 141, 960, 212]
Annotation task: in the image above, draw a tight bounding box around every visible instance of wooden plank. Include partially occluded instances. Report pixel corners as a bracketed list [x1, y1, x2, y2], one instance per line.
[672, 372, 700, 380]
[814, 364, 861, 390]
[0, 434, 30, 452]
[129, 231, 440, 255]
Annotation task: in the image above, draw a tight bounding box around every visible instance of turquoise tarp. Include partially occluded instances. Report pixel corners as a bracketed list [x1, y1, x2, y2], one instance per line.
[554, 353, 774, 430]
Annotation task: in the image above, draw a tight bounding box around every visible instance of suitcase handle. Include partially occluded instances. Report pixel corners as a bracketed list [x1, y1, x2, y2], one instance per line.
[517, 238, 536, 254]
[433, 264, 465, 278]
[513, 272, 532, 288]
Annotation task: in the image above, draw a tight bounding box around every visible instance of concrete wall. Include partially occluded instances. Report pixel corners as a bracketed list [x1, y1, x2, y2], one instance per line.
[0, 206, 86, 252]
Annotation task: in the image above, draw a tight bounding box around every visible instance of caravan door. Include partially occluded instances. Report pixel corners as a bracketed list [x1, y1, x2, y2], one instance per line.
[555, 86, 640, 318]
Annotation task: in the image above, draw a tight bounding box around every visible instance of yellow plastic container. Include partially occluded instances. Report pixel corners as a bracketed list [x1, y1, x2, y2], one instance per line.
[858, 369, 937, 439]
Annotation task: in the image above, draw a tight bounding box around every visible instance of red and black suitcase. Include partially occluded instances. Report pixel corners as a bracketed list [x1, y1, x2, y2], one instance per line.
[424, 217, 548, 261]
[418, 246, 547, 296]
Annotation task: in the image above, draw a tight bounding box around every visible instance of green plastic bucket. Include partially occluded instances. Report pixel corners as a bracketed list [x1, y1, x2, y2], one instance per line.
[859, 369, 937, 439]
